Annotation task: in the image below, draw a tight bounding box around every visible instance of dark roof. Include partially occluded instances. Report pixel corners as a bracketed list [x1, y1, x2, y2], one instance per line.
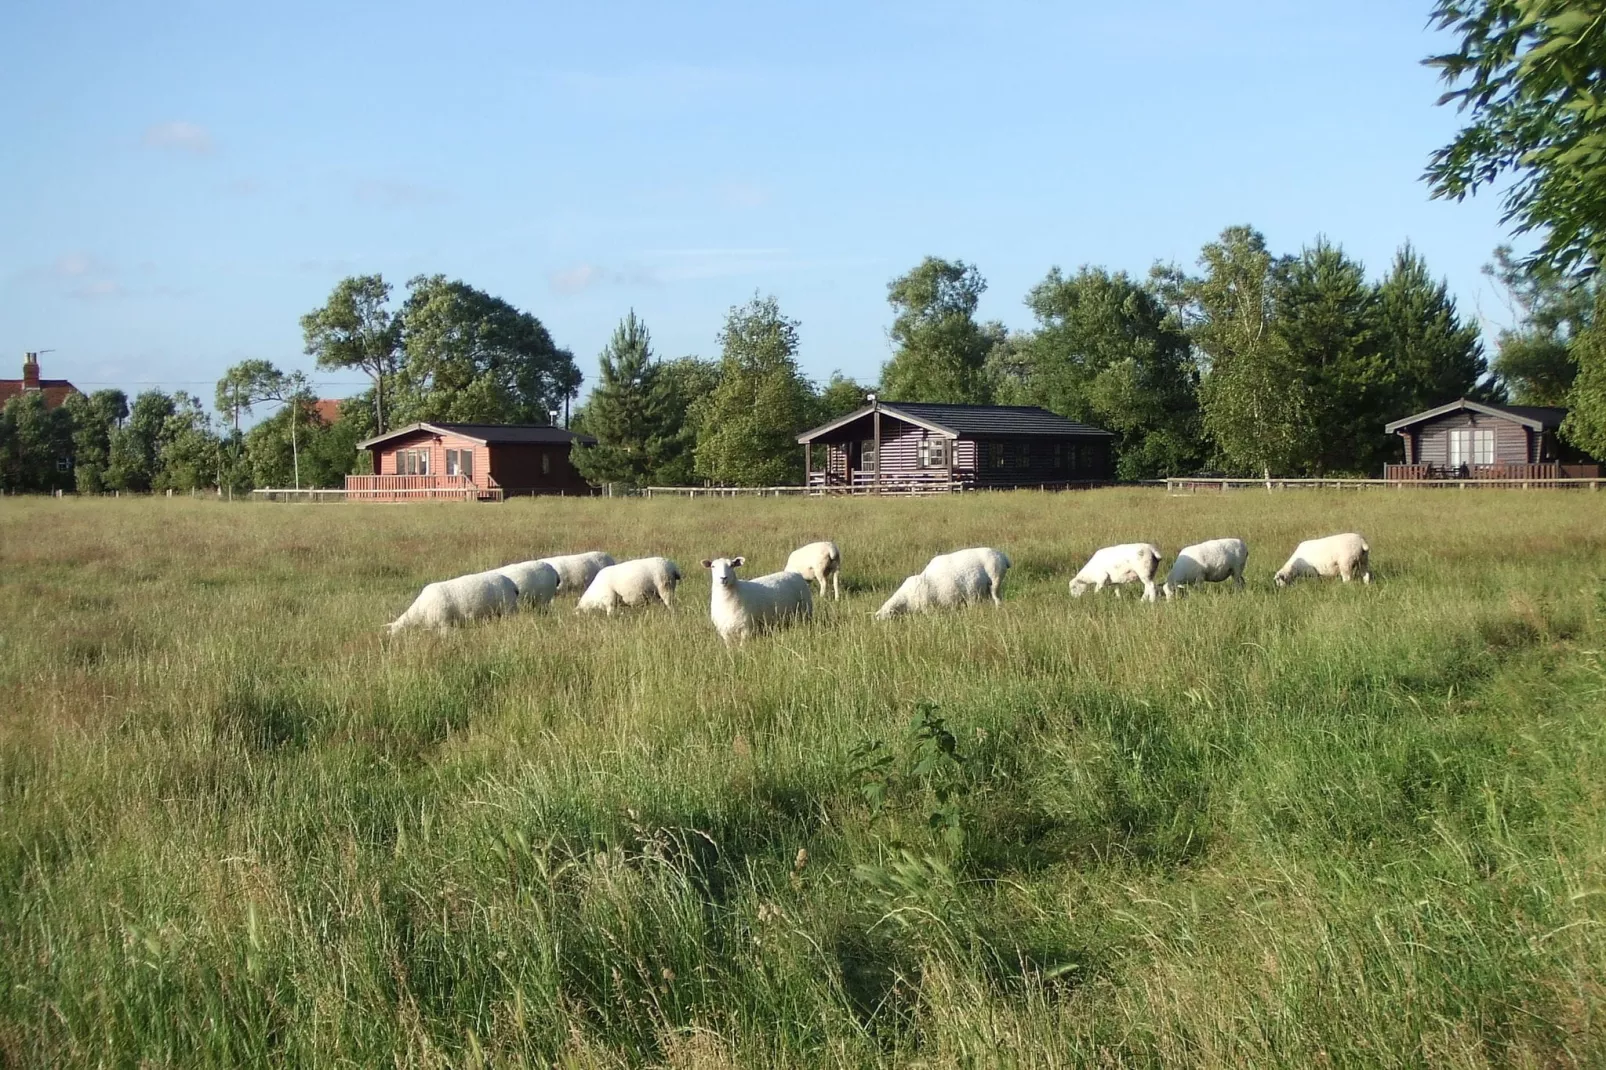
[0, 380, 78, 410]
[1384, 398, 1567, 434]
[798, 401, 1113, 442]
[357, 421, 597, 450]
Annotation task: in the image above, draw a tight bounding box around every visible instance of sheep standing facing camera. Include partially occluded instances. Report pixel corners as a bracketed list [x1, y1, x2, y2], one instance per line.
[1274, 533, 1371, 587]
[539, 551, 616, 594]
[703, 556, 813, 646]
[1069, 543, 1164, 602]
[576, 557, 683, 615]
[1162, 538, 1248, 600]
[388, 571, 519, 633]
[494, 560, 561, 607]
[785, 541, 842, 601]
[874, 547, 1011, 620]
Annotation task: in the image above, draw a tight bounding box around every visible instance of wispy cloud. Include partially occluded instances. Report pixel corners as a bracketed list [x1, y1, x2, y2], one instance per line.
[548, 263, 660, 296]
[46, 254, 126, 300]
[355, 179, 448, 206]
[548, 248, 798, 294]
[141, 121, 215, 154]
[717, 181, 769, 209]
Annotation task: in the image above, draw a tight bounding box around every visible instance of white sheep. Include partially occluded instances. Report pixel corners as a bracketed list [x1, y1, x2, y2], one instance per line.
[703, 556, 813, 645]
[1068, 543, 1163, 602]
[387, 571, 518, 634]
[785, 541, 842, 602]
[575, 557, 683, 615]
[874, 547, 1011, 620]
[494, 560, 560, 607]
[1274, 533, 1371, 587]
[1162, 538, 1248, 601]
[538, 551, 617, 595]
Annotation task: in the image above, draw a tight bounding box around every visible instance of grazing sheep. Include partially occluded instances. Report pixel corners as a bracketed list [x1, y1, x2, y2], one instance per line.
[785, 541, 842, 602]
[387, 571, 518, 634]
[1274, 533, 1371, 587]
[538, 551, 616, 594]
[874, 547, 1011, 620]
[1068, 543, 1163, 602]
[494, 560, 561, 607]
[576, 557, 683, 615]
[703, 556, 813, 645]
[1162, 538, 1248, 601]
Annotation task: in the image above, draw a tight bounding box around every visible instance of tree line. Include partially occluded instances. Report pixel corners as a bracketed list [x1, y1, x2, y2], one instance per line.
[573, 224, 1580, 485]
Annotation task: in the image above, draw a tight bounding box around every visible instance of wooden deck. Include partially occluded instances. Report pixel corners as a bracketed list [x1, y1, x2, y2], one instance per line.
[341, 474, 504, 501]
[1384, 462, 1600, 481]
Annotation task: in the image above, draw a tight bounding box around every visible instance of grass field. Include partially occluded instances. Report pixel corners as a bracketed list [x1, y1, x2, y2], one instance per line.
[2, 489, 1605, 1067]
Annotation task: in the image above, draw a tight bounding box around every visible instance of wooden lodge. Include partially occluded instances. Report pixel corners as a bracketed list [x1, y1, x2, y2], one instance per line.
[1383, 399, 1600, 482]
[349, 422, 597, 501]
[797, 399, 1115, 493]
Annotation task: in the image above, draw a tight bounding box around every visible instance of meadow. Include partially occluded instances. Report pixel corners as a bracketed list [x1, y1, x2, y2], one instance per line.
[1, 488, 1604, 1068]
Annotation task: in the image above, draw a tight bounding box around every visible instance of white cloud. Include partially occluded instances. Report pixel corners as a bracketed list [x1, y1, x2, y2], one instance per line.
[548, 263, 659, 295]
[141, 121, 215, 154]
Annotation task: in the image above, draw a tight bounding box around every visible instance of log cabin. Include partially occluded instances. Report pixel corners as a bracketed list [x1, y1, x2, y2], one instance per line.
[349, 422, 597, 500]
[1383, 399, 1600, 480]
[797, 399, 1115, 493]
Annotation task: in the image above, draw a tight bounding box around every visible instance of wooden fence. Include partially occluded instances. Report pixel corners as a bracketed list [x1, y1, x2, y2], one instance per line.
[1164, 476, 1604, 493]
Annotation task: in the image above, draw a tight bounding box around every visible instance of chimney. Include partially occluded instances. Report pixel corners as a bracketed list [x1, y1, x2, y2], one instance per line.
[22, 352, 40, 391]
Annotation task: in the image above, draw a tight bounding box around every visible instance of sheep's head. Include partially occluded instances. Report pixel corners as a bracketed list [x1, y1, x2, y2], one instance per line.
[874, 575, 923, 620]
[702, 557, 745, 586]
[1068, 578, 1091, 598]
[1273, 569, 1290, 588]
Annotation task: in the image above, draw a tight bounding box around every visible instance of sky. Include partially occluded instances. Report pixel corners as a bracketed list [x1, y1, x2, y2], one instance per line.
[0, 0, 1523, 409]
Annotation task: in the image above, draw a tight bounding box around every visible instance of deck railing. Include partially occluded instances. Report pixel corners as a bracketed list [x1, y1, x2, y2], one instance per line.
[1381, 462, 1598, 481]
[341, 474, 503, 501]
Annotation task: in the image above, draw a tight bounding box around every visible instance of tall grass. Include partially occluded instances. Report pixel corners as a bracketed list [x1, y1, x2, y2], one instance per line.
[1, 489, 1604, 1066]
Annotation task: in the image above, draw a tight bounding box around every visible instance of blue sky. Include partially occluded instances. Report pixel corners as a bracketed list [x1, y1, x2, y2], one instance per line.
[1, 0, 1520, 407]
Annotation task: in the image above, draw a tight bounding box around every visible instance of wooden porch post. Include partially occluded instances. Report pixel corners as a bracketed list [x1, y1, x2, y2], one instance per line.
[802, 441, 810, 487]
[871, 394, 882, 495]
[945, 435, 954, 491]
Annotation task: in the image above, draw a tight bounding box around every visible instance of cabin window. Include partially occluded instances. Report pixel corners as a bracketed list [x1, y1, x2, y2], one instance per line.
[1016, 443, 1032, 469]
[445, 449, 474, 478]
[56, 455, 72, 472]
[860, 439, 878, 471]
[1449, 428, 1494, 467]
[396, 448, 431, 475]
[541, 451, 552, 475]
[988, 442, 1006, 469]
[918, 438, 947, 468]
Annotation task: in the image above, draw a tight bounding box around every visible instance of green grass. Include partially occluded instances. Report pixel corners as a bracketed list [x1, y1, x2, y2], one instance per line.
[2, 489, 1604, 1067]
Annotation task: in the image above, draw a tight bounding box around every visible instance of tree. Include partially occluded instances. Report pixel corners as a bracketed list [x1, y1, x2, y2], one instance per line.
[245, 398, 358, 489]
[106, 391, 177, 492]
[880, 258, 998, 403]
[571, 311, 665, 488]
[1192, 226, 1307, 480]
[301, 275, 402, 434]
[214, 359, 287, 430]
[1563, 293, 1606, 455]
[1376, 244, 1491, 416]
[1483, 245, 1593, 402]
[695, 295, 817, 486]
[393, 275, 580, 426]
[152, 394, 223, 493]
[817, 372, 870, 420]
[648, 357, 722, 485]
[992, 266, 1202, 478]
[62, 388, 127, 493]
[1273, 239, 1382, 474]
[0, 392, 75, 493]
[1427, 0, 1606, 274]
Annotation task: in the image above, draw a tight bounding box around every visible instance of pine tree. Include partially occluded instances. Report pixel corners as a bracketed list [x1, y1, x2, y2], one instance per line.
[571, 311, 664, 488]
[1375, 245, 1489, 417]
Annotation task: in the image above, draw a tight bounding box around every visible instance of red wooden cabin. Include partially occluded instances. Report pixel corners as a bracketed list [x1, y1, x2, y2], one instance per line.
[349, 422, 597, 500]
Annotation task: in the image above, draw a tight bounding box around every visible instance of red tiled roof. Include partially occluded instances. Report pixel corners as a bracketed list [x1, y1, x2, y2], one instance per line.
[311, 398, 343, 425]
[0, 379, 78, 409]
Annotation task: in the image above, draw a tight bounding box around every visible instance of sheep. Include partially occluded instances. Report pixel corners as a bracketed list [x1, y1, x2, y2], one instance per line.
[874, 547, 1011, 620]
[575, 557, 683, 615]
[387, 571, 518, 634]
[703, 556, 813, 645]
[1068, 543, 1163, 602]
[538, 551, 616, 595]
[1274, 533, 1371, 587]
[784, 541, 842, 602]
[1162, 538, 1248, 601]
[494, 559, 560, 607]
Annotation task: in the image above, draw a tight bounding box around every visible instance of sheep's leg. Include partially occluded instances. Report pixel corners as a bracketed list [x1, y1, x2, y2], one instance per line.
[1233, 569, 1245, 590]
[1141, 581, 1156, 603]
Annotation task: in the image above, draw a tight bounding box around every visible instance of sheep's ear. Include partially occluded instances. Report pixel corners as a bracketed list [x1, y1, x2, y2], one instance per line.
[701, 559, 713, 568]
[732, 556, 745, 567]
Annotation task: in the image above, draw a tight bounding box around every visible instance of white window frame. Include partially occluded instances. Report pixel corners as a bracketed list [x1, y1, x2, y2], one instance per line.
[918, 438, 947, 469]
[1449, 428, 1495, 467]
